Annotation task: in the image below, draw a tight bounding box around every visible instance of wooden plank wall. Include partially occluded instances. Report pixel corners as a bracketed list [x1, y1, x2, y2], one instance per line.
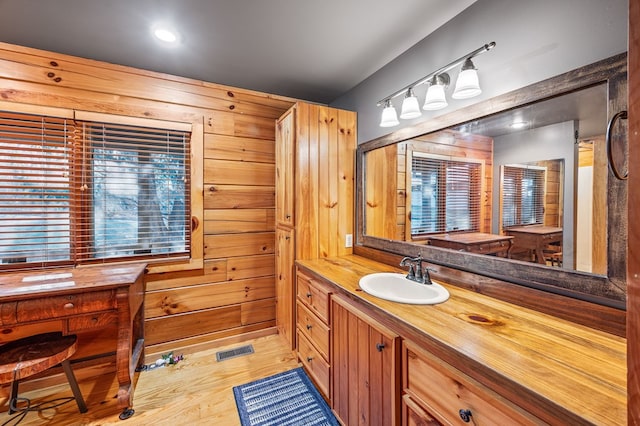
[364, 144, 399, 240]
[294, 103, 356, 260]
[0, 42, 296, 358]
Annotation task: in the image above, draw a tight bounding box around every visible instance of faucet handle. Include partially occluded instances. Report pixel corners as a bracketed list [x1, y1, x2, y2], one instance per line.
[423, 267, 436, 285]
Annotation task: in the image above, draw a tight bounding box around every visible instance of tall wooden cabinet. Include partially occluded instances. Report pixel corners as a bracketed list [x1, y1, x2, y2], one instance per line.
[274, 103, 356, 350]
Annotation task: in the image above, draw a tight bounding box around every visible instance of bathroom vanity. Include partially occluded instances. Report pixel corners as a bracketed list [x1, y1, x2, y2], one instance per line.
[295, 255, 625, 426]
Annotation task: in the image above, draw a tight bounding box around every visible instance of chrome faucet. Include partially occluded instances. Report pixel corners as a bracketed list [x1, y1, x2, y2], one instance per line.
[400, 254, 434, 285]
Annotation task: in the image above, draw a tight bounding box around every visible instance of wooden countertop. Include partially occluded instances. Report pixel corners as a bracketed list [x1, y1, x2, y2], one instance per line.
[296, 255, 626, 425]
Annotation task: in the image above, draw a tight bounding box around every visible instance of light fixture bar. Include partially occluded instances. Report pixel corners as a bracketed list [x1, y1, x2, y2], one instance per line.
[376, 42, 496, 106]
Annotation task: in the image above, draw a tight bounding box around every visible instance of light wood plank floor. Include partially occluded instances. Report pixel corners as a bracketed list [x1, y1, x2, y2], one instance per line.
[0, 334, 299, 425]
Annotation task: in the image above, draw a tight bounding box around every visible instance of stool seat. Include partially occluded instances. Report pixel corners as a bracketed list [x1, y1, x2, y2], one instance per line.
[0, 332, 87, 419]
[0, 333, 77, 384]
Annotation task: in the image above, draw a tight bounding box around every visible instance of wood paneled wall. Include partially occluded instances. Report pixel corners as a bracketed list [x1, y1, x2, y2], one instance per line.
[0, 42, 296, 358]
[294, 103, 356, 260]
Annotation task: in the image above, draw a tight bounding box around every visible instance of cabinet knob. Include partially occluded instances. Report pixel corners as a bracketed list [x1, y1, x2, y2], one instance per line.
[459, 409, 472, 423]
[376, 343, 385, 352]
[285, 236, 290, 240]
[306, 356, 313, 362]
[286, 214, 291, 219]
[306, 292, 312, 298]
[306, 324, 313, 330]
[63, 303, 74, 309]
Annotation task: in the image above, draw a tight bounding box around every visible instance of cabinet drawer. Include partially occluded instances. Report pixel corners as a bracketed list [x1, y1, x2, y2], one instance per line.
[404, 341, 541, 426]
[403, 394, 441, 426]
[16, 290, 115, 323]
[298, 330, 330, 399]
[64, 311, 118, 333]
[296, 271, 331, 324]
[296, 301, 329, 361]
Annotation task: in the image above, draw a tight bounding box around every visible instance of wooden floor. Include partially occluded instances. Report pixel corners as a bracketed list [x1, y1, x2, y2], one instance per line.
[0, 334, 299, 425]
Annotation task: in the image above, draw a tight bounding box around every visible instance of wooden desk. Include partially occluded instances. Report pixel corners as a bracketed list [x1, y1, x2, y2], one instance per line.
[426, 232, 514, 257]
[0, 263, 146, 418]
[505, 226, 563, 264]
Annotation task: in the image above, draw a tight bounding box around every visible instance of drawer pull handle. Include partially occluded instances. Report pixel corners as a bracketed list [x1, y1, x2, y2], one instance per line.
[63, 303, 74, 309]
[376, 343, 385, 352]
[306, 356, 313, 362]
[306, 324, 312, 330]
[306, 292, 312, 298]
[459, 409, 472, 423]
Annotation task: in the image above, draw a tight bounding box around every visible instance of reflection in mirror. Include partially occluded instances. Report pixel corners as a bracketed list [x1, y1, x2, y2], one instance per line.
[364, 83, 607, 274]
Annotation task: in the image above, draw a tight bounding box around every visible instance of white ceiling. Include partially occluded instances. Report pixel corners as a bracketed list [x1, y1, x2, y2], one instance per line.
[0, 0, 477, 104]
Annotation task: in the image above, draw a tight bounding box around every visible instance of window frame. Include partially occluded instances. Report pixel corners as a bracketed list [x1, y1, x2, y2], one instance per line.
[499, 163, 547, 232]
[0, 104, 203, 273]
[406, 150, 484, 238]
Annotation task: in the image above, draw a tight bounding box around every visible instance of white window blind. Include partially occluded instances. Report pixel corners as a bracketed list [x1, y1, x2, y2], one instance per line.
[0, 109, 191, 270]
[411, 155, 481, 235]
[501, 165, 546, 228]
[0, 111, 72, 267]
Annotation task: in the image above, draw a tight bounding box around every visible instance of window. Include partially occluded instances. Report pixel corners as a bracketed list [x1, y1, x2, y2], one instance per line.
[0, 110, 191, 269]
[501, 164, 546, 229]
[410, 153, 482, 235]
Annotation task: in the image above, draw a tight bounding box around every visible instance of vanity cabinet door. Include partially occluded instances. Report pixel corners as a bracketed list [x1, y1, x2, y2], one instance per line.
[275, 227, 295, 349]
[403, 340, 543, 426]
[275, 106, 295, 227]
[332, 295, 400, 426]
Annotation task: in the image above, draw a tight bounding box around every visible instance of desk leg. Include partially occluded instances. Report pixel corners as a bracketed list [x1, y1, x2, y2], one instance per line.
[535, 246, 546, 264]
[116, 284, 145, 420]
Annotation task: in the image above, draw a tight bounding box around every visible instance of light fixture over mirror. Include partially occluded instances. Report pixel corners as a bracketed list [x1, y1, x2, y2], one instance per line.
[380, 99, 400, 127]
[400, 88, 422, 120]
[377, 42, 496, 127]
[423, 74, 450, 110]
[452, 58, 482, 99]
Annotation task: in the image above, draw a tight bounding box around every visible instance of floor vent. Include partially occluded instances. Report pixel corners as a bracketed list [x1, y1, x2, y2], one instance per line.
[216, 344, 255, 362]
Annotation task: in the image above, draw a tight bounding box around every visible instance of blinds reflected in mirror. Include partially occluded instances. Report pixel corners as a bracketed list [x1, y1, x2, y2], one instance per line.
[501, 164, 546, 229]
[410, 153, 482, 235]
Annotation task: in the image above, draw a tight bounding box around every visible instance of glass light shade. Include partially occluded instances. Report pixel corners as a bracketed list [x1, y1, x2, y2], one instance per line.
[379, 104, 400, 127]
[423, 84, 448, 110]
[452, 68, 481, 99]
[400, 92, 422, 119]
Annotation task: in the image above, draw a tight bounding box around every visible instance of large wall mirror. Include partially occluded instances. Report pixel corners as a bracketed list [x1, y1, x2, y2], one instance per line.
[357, 53, 627, 309]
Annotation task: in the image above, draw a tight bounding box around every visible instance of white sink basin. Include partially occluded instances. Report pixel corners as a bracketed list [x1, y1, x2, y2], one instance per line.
[358, 273, 450, 305]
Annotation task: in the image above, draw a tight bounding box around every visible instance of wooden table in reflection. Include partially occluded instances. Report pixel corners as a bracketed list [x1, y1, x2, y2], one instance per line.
[425, 232, 514, 258]
[504, 225, 563, 265]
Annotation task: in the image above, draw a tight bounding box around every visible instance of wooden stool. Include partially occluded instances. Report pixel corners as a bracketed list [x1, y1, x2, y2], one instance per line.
[0, 332, 87, 419]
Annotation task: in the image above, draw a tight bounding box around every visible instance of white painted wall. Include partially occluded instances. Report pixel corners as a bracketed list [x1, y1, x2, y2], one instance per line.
[331, 0, 627, 144]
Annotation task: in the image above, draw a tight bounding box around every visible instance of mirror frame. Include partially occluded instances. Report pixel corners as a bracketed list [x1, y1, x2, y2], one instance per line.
[356, 53, 627, 310]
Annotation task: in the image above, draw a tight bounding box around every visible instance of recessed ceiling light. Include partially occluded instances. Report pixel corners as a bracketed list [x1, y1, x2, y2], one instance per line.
[152, 25, 179, 44]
